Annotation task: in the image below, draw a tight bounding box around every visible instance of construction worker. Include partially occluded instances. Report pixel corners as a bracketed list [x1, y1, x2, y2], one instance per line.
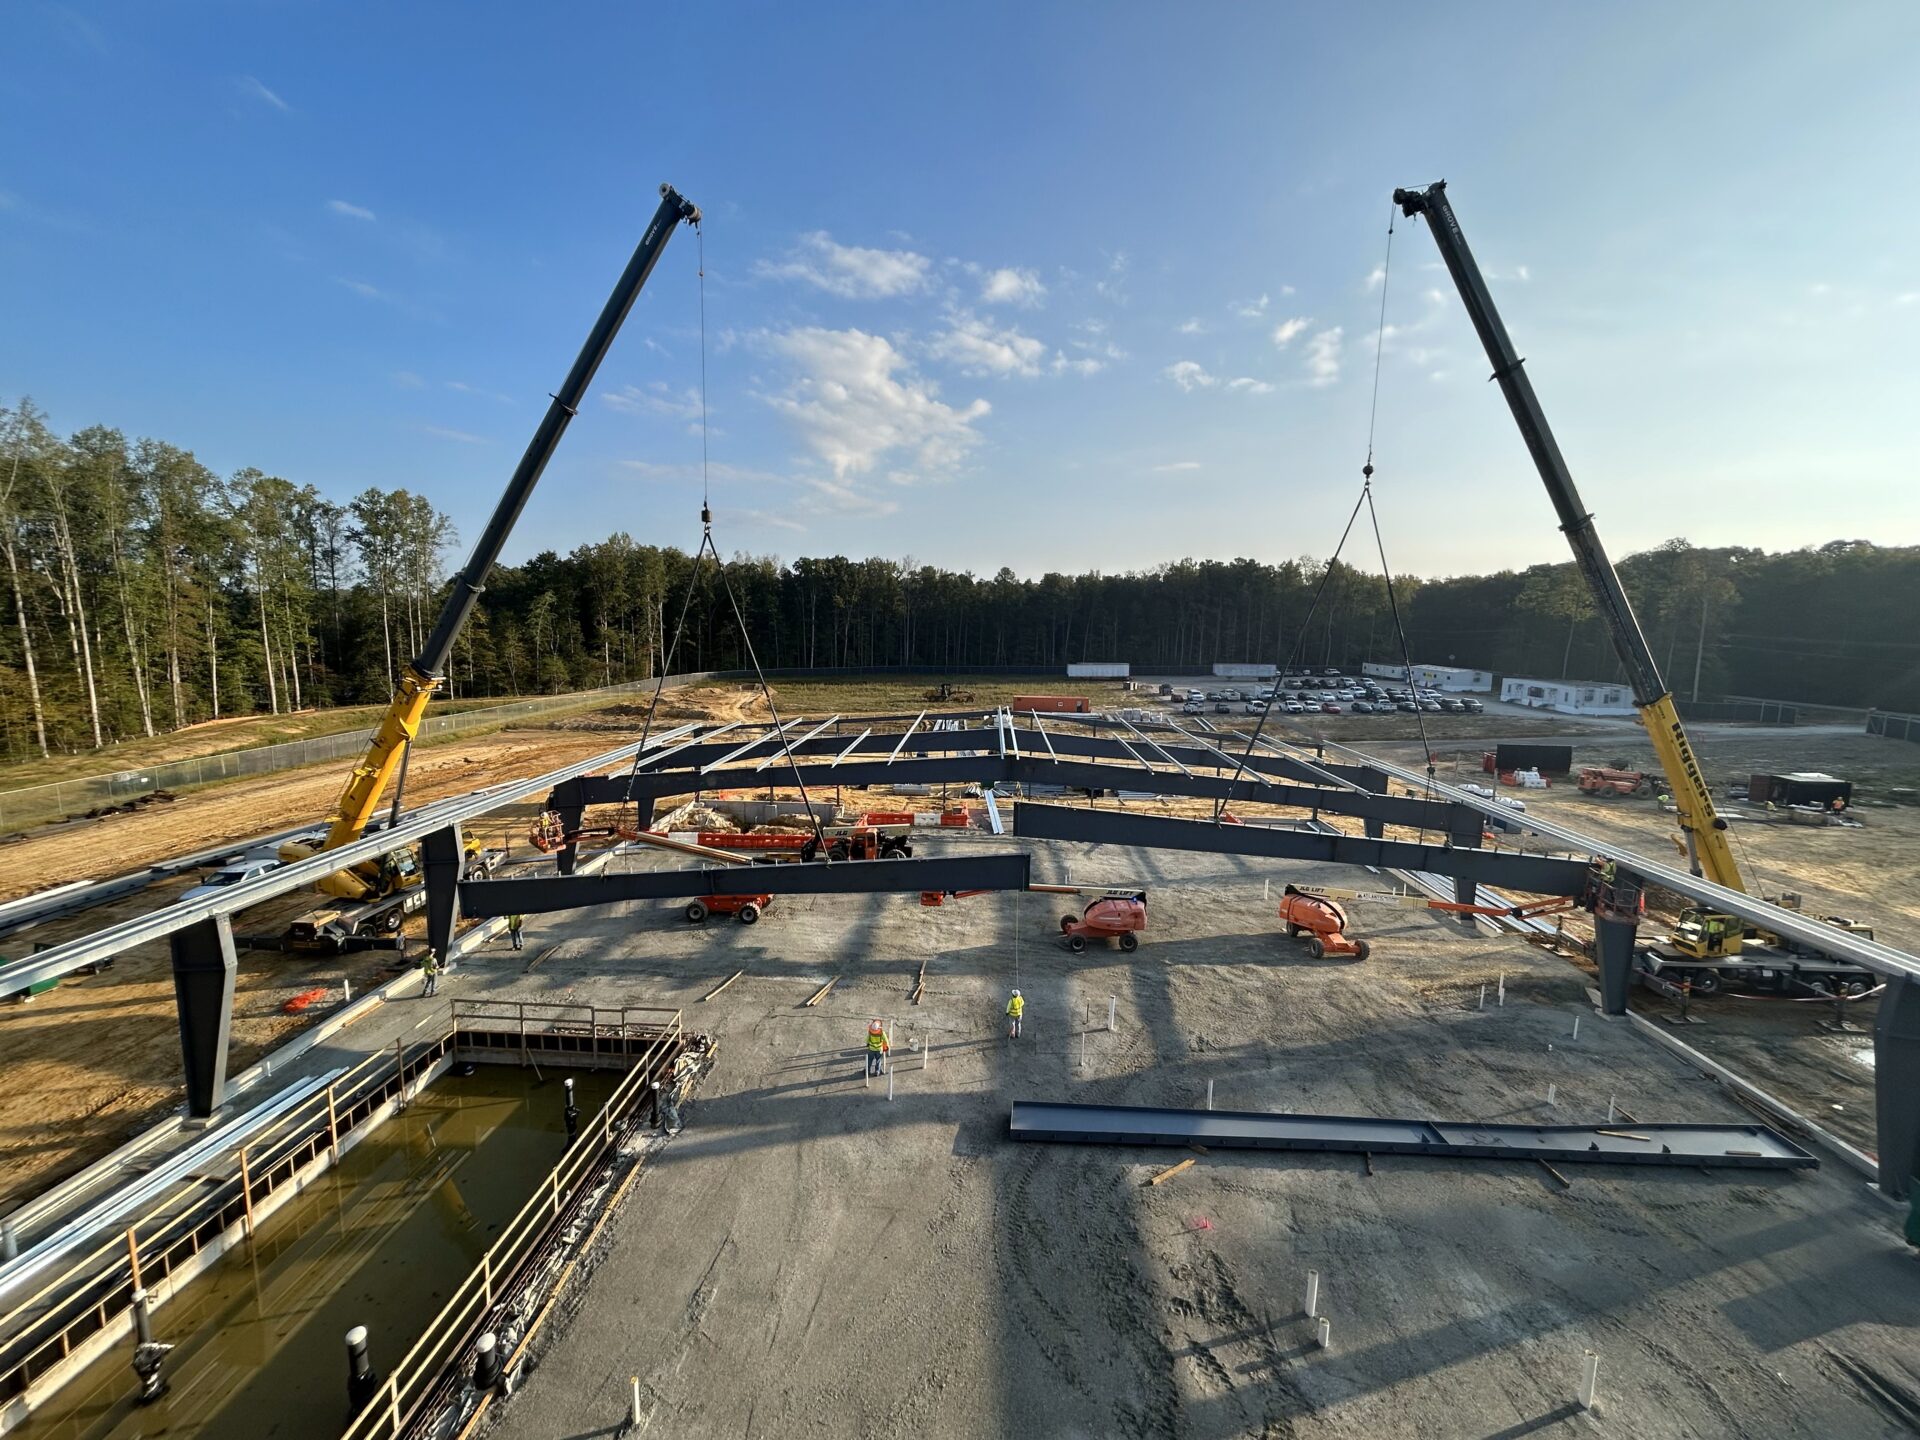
[421, 949, 442, 998]
[1006, 988, 1024, 1039]
[507, 914, 525, 952]
[865, 1019, 890, 1077]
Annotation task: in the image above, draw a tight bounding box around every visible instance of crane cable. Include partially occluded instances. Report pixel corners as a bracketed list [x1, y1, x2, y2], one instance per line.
[618, 221, 828, 848]
[1215, 204, 1437, 838]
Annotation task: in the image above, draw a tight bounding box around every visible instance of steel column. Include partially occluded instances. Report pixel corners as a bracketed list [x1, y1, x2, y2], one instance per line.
[421, 824, 464, 961]
[1874, 975, 1920, 1199]
[169, 914, 237, 1120]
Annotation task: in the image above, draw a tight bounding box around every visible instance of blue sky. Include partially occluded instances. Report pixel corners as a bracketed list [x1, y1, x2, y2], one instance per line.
[5, 2, 1917, 578]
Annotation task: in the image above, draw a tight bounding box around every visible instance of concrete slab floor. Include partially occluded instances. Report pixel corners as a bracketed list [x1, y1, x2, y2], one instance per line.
[461, 836, 1920, 1440]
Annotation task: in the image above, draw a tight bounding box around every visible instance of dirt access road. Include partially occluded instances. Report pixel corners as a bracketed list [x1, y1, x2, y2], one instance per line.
[470, 836, 1920, 1440]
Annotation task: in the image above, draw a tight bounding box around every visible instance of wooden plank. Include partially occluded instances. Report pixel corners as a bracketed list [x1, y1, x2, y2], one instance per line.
[911, 958, 927, 1005]
[802, 976, 839, 1007]
[1595, 1129, 1651, 1142]
[700, 969, 745, 1003]
[1146, 1157, 1197, 1187]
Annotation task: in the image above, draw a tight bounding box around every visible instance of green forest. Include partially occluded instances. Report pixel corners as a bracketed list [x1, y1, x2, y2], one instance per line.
[3, 396, 1915, 763]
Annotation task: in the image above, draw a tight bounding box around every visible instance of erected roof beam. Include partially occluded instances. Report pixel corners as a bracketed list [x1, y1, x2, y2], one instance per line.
[1032, 712, 1058, 761]
[630, 721, 746, 774]
[700, 717, 806, 775]
[831, 728, 872, 767]
[754, 715, 841, 772]
[887, 712, 926, 765]
[463, 852, 1033, 916]
[1012, 801, 1588, 897]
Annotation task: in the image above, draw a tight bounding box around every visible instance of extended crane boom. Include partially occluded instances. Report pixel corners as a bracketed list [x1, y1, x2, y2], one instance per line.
[1391, 180, 1741, 892]
[296, 183, 700, 899]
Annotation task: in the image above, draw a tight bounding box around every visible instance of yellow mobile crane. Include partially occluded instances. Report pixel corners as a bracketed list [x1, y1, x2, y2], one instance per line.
[1392, 182, 1812, 972]
[279, 185, 700, 941]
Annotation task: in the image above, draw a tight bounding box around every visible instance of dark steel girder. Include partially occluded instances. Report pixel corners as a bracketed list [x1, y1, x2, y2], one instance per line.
[460, 853, 1032, 917]
[1007, 1101, 1816, 1170]
[558, 755, 1455, 834]
[1012, 802, 1588, 897]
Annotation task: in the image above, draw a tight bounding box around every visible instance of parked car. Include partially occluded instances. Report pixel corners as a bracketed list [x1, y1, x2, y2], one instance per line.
[1246, 700, 1267, 713]
[1283, 700, 1306, 714]
[1462, 698, 1484, 713]
[1420, 700, 1443, 712]
[1157, 683, 1172, 696]
[1214, 701, 1230, 713]
[180, 858, 283, 904]
[1396, 700, 1419, 712]
[1319, 700, 1342, 714]
[1182, 700, 1205, 713]
[1351, 700, 1375, 714]
[1441, 698, 1467, 713]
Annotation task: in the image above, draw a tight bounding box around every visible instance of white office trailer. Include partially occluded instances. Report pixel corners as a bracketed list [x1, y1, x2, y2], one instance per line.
[1499, 677, 1636, 715]
[1212, 662, 1277, 678]
[1066, 662, 1130, 678]
[1362, 662, 1492, 692]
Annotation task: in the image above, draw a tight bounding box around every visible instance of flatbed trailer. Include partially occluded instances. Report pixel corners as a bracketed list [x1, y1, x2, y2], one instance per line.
[1637, 943, 1876, 997]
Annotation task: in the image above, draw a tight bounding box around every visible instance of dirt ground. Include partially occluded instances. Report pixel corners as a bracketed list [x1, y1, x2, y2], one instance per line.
[0, 729, 623, 1212]
[426, 836, 1920, 1440]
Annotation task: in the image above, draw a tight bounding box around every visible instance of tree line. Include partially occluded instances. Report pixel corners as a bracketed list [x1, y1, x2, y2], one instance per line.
[3, 396, 1914, 762]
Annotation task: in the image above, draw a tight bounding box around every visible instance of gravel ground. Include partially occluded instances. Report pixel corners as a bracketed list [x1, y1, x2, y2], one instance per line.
[472, 837, 1920, 1440]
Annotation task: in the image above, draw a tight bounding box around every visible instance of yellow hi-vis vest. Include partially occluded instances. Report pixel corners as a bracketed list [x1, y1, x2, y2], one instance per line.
[1006, 995, 1024, 1019]
[867, 1030, 887, 1053]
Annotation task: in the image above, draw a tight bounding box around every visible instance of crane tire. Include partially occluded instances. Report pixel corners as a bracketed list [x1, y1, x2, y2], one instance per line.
[1690, 969, 1722, 996]
[1119, 931, 1139, 952]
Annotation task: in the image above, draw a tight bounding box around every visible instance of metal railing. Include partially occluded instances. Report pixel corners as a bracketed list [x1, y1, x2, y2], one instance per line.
[0, 1032, 449, 1401]
[342, 1006, 685, 1439]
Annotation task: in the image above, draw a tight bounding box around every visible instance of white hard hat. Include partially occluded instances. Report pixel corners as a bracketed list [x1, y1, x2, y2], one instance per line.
[1010, 988, 1021, 997]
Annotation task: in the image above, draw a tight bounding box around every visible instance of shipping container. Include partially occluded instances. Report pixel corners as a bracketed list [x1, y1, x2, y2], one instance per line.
[1484, 743, 1575, 775]
[1212, 662, 1278, 678]
[1748, 772, 1852, 808]
[1012, 695, 1092, 713]
[1067, 662, 1130, 678]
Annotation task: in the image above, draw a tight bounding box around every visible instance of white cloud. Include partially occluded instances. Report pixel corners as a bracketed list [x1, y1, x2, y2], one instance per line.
[1426, 288, 1449, 307]
[762, 327, 989, 479]
[1305, 327, 1343, 386]
[926, 311, 1048, 378]
[1052, 352, 1104, 376]
[1178, 317, 1205, 335]
[1226, 377, 1274, 394]
[334, 277, 384, 300]
[1094, 251, 1129, 303]
[1364, 265, 1386, 290]
[1897, 292, 1920, 306]
[602, 382, 705, 421]
[1280, 284, 1296, 296]
[980, 267, 1046, 308]
[1152, 461, 1202, 473]
[1232, 293, 1270, 319]
[1271, 316, 1311, 348]
[421, 425, 487, 444]
[327, 199, 376, 222]
[1164, 360, 1217, 392]
[391, 370, 425, 389]
[756, 231, 930, 299]
[237, 76, 289, 111]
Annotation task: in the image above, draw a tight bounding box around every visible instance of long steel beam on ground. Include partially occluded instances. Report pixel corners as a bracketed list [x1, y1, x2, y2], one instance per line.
[0, 725, 728, 995]
[569, 754, 1466, 833]
[1006, 1100, 1816, 1170]
[1318, 738, 1920, 981]
[1012, 802, 1588, 895]
[461, 852, 1032, 916]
